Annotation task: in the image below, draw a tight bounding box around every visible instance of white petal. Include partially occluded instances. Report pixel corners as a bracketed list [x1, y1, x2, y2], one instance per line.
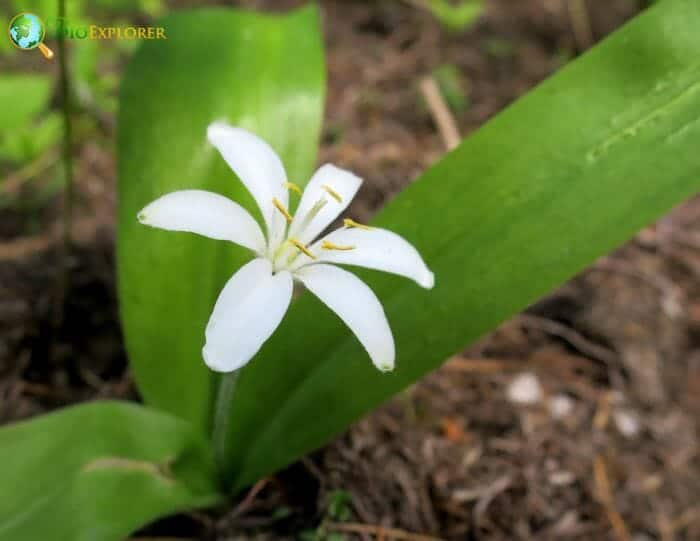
[203, 258, 293, 372]
[207, 122, 288, 235]
[295, 264, 395, 372]
[294, 227, 435, 289]
[288, 164, 362, 244]
[138, 190, 266, 253]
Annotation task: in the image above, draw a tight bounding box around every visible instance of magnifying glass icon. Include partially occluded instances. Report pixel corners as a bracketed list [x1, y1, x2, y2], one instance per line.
[8, 12, 54, 59]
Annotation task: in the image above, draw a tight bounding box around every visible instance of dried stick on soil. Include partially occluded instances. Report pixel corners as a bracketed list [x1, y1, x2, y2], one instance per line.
[231, 478, 270, 517]
[419, 76, 461, 151]
[517, 314, 617, 365]
[0, 235, 52, 262]
[327, 522, 445, 541]
[567, 0, 594, 50]
[593, 456, 631, 541]
[1, 150, 58, 196]
[444, 357, 520, 373]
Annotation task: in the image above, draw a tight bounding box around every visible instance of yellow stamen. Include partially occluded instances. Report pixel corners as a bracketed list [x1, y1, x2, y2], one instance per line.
[272, 197, 293, 223]
[321, 240, 356, 251]
[321, 184, 343, 203]
[343, 218, 373, 230]
[283, 181, 302, 195]
[288, 238, 316, 259]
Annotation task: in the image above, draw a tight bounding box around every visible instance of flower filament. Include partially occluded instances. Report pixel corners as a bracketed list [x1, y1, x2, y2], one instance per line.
[272, 197, 293, 223]
[343, 218, 372, 230]
[321, 184, 343, 203]
[287, 238, 316, 259]
[283, 181, 302, 195]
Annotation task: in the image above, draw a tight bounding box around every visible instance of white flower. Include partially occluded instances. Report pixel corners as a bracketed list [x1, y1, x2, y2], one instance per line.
[138, 122, 434, 373]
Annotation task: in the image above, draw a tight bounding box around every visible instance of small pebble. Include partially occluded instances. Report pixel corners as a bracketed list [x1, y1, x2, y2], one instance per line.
[549, 394, 574, 419]
[613, 409, 641, 438]
[549, 471, 576, 486]
[507, 372, 542, 405]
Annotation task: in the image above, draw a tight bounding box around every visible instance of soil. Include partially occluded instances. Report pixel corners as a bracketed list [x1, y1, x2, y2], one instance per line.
[2, 1, 700, 540]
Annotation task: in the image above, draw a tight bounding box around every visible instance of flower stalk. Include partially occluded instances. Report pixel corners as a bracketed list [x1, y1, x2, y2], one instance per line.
[212, 369, 240, 474]
[52, 0, 74, 331]
[58, 0, 74, 253]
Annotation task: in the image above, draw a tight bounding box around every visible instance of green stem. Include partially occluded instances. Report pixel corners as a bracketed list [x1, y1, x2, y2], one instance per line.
[51, 0, 73, 331]
[212, 370, 240, 476]
[58, 0, 73, 251]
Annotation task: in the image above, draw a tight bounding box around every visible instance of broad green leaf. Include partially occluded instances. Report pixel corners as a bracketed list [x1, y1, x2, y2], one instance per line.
[0, 74, 51, 132]
[0, 112, 61, 162]
[224, 0, 700, 489]
[117, 6, 325, 430]
[0, 401, 220, 541]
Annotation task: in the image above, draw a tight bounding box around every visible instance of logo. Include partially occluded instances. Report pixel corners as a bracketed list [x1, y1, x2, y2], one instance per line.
[7, 12, 167, 60]
[8, 12, 54, 59]
[46, 18, 167, 41]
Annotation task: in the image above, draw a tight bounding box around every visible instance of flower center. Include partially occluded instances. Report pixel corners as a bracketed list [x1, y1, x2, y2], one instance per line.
[268, 185, 372, 272]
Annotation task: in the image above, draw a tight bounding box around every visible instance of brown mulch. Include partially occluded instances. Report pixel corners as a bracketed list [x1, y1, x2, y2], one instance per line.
[2, 1, 699, 540]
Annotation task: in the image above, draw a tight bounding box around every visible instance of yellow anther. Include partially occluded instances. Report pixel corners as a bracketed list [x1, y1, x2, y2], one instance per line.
[321, 184, 343, 203]
[343, 218, 373, 230]
[321, 240, 356, 251]
[283, 181, 302, 195]
[272, 197, 293, 223]
[288, 238, 316, 259]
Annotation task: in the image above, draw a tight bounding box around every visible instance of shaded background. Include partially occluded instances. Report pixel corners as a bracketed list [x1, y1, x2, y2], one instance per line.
[1, 0, 699, 539]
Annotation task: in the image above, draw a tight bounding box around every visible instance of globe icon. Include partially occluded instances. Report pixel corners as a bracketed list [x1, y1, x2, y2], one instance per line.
[8, 13, 53, 58]
[9, 13, 44, 49]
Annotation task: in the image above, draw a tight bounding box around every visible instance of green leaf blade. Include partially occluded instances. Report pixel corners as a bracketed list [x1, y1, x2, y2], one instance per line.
[117, 5, 325, 430]
[226, 0, 700, 489]
[0, 402, 220, 541]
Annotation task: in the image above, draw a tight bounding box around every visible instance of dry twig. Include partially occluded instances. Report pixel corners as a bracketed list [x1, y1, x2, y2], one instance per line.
[593, 456, 631, 541]
[231, 477, 270, 518]
[567, 0, 594, 50]
[443, 357, 519, 373]
[419, 76, 461, 151]
[517, 314, 617, 365]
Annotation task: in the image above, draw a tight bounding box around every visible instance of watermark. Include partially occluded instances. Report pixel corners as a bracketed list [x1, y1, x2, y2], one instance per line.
[7, 12, 166, 60]
[8, 12, 54, 59]
[45, 17, 167, 41]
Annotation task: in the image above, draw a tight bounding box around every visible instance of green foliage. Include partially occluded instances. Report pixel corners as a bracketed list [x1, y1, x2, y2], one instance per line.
[298, 490, 352, 541]
[220, 0, 700, 490]
[0, 75, 59, 163]
[326, 490, 352, 521]
[432, 63, 469, 113]
[0, 112, 61, 162]
[483, 36, 515, 58]
[91, 0, 166, 17]
[72, 39, 120, 113]
[0, 402, 220, 541]
[117, 6, 326, 430]
[422, 0, 484, 32]
[2, 1, 697, 539]
[0, 75, 51, 132]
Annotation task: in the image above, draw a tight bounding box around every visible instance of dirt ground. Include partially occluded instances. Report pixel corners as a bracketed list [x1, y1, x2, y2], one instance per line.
[2, 0, 700, 540]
